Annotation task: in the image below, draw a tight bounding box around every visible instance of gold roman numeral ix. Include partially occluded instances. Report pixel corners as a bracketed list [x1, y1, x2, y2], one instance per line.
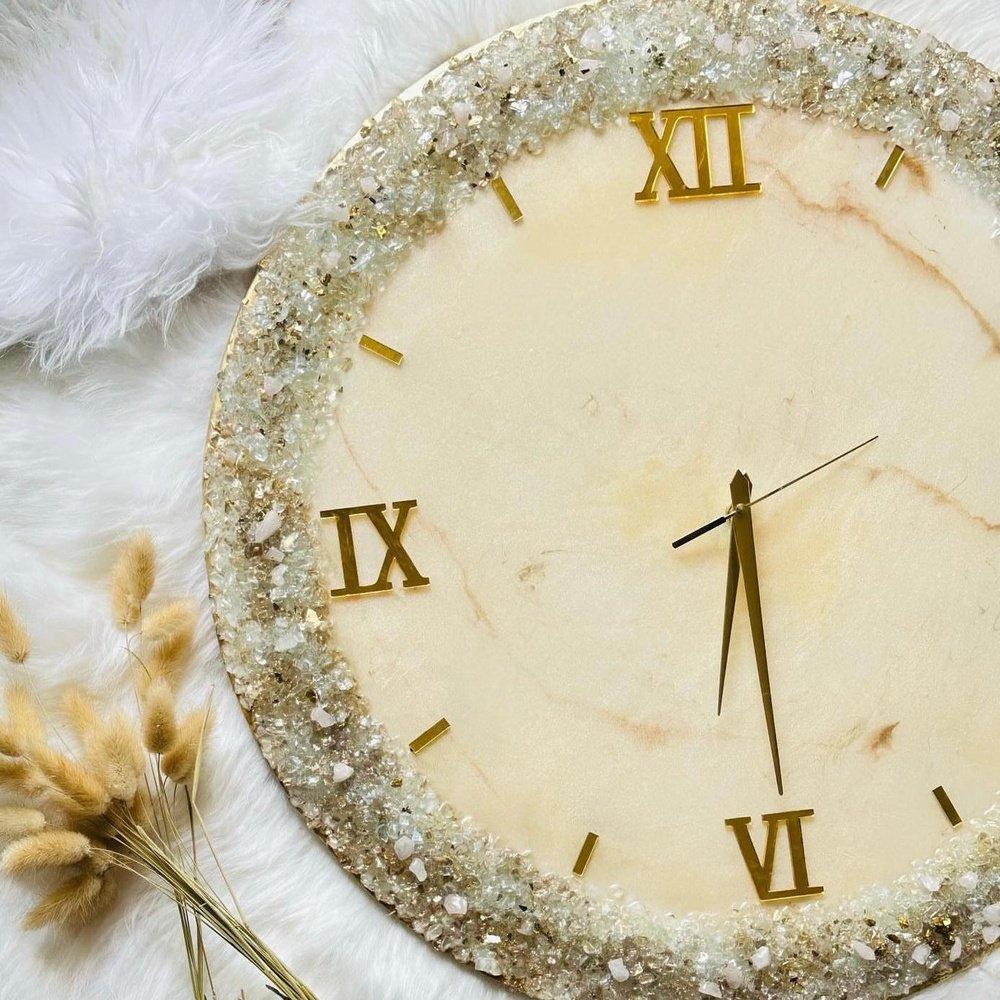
[725, 809, 824, 902]
[320, 499, 429, 597]
[629, 103, 762, 203]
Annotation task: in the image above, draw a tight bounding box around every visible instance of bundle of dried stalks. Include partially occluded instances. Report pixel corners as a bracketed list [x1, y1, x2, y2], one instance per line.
[0, 534, 317, 1000]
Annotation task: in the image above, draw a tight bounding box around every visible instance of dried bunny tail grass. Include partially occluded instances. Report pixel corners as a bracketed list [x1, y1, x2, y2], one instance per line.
[161, 706, 211, 785]
[0, 722, 19, 758]
[143, 600, 195, 674]
[61, 686, 101, 742]
[0, 806, 46, 841]
[89, 714, 146, 803]
[110, 531, 156, 627]
[141, 678, 177, 755]
[2, 830, 92, 874]
[23, 871, 115, 930]
[86, 847, 114, 876]
[0, 755, 51, 799]
[4, 683, 45, 755]
[0, 592, 29, 664]
[129, 789, 152, 829]
[32, 748, 110, 817]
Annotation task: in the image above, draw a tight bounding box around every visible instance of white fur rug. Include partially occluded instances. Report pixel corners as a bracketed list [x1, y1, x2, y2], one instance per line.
[0, 1, 996, 997]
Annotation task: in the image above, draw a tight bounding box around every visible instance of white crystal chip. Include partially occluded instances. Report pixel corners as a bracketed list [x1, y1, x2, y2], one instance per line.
[984, 926, 1000, 946]
[474, 948, 501, 976]
[331, 762, 354, 783]
[443, 893, 468, 916]
[912, 943, 932, 965]
[607, 958, 629, 982]
[261, 375, 284, 397]
[393, 836, 414, 861]
[938, 109, 961, 132]
[958, 872, 980, 890]
[408, 858, 427, 882]
[310, 704, 337, 729]
[750, 946, 771, 970]
[698, 983, 723, 998]
[722, 962, 744, 988]
[920, 874, 943, 893]
[949, 938, 963, 961]
[251, 507, 282, 544]
[851, 940, 877, 962]
[982, 903, 1000, 925]
[273, 626, 302, 652]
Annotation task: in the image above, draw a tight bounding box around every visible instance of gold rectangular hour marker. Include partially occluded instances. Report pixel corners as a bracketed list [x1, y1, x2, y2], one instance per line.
[359, 335, 404, 365]
[875, 145, 905, 190]
[490, 176, 523, 222]
[572, 831, 599, 876]
[409, 718, 450, 754]
[932, 785, 963, 826]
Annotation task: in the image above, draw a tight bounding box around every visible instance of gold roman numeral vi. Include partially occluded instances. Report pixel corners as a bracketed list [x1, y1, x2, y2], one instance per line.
[725, 809, 824, 902]
[629, 103, 762, 203]
[319, 499, 429, 597]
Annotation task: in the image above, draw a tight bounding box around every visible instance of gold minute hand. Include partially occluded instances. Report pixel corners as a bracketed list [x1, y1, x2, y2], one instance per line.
[729, 470, 784, 796]
[717, 517, 740, 717]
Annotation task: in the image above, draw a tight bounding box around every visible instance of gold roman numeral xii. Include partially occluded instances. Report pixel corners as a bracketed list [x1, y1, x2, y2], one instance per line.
[725, 809, 824, 902]
[319, 499, 429, 597]
[629, 103, 762, 203]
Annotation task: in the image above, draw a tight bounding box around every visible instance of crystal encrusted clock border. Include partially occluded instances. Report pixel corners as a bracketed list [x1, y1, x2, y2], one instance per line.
[203, 1, 1000, 996]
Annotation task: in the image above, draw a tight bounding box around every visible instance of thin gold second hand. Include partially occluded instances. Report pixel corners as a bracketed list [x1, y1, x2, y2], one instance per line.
[671, 435, 878, 549]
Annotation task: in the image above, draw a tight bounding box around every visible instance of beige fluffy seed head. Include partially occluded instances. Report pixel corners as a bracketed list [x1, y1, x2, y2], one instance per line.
[62, 686, 100, 742]
[23, 872, 115, 930]
[2, 830, 92, 874]
[4, 683, 44, 756]
[90, 714, 146, 802]
[0, 806, 46, 841]
[0, 723, 18, 758]
[143, 601, 195, 681]
[32, 748, 110, 817]
[141, 678, 177, 754]
[0, 592, 29, 664]
[110, 532, 156, 627]
[0, 756, 50, 799]
[161, 706, 211, 785]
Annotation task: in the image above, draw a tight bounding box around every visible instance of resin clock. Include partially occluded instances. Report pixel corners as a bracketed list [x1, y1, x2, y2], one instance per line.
[204, 1, 1000, 996]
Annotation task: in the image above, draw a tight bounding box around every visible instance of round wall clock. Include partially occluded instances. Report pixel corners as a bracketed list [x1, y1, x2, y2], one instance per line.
[203, 1, 1000, 996]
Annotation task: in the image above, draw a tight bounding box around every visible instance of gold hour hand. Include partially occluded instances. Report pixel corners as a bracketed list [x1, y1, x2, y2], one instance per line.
[718, 520, 740, 716]
[729, 471, 784, 796]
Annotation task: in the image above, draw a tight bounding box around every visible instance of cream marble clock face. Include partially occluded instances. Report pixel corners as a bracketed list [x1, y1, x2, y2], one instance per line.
[205, 1, 1000, 996]
[314, 104, 1000, 915]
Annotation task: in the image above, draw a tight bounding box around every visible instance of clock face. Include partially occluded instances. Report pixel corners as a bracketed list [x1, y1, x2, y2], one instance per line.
[314, 105, 1000, 915]
[205, 1, 1000, 996]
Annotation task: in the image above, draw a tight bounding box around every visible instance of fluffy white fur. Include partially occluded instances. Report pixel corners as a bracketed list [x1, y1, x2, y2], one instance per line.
[0, 0, 996, 997]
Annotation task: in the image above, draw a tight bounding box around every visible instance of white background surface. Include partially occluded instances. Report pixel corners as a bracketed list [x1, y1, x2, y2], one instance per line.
[0, 1, 996, 998]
